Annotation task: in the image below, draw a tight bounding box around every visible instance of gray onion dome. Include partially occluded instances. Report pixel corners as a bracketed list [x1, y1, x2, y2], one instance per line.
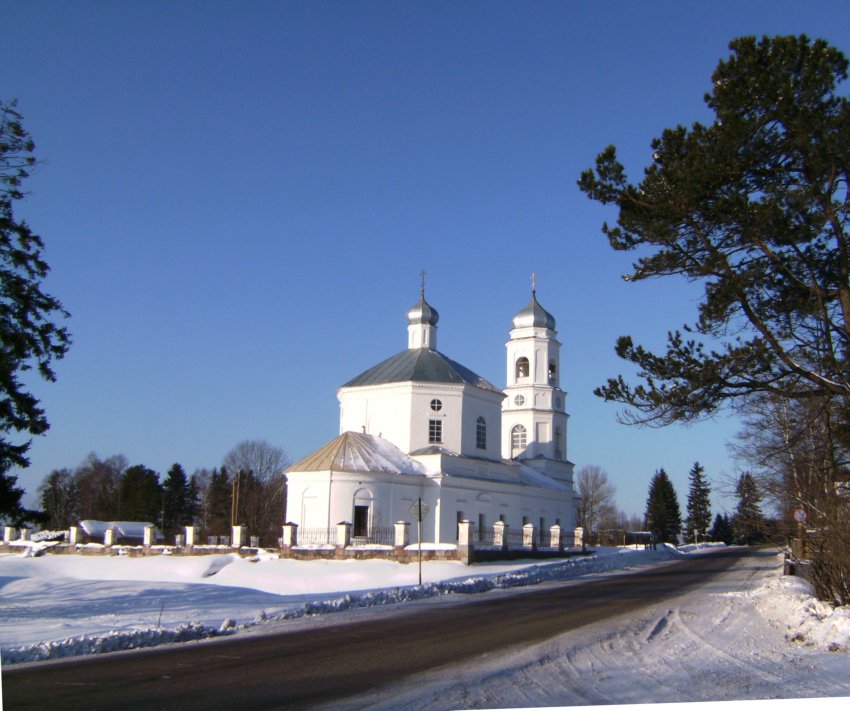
[512, 292, 556, 330]
[407, 295, 439, 326]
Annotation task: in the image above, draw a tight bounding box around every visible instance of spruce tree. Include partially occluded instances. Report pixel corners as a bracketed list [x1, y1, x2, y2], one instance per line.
[205, 467, 231, 536]
[117, 465, 162, 523]
[0, 467, 28, 525]
[709, 513, 733, 544]
[732, 472, 764, 545]
[162, 463, 192, 536]
[644, 469, 682, 543]
[685, 462, 712, 542]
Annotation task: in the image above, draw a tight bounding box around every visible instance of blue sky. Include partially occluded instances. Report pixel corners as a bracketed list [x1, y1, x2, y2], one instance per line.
[4, 1, 849, 517]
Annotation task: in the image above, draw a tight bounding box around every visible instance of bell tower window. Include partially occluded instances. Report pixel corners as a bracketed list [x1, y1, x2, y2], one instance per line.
[515, 357, 530, 379]
[548, 359, 557, 382]
[429, 419, 443, 444]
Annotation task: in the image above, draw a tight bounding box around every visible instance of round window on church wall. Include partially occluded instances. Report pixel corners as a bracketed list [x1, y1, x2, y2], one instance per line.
[430, 398, 443, 412]
[514, 394, 525, 406]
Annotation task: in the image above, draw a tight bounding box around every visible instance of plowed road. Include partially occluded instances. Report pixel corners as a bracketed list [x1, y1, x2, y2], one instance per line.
[3, 547, 754, 709]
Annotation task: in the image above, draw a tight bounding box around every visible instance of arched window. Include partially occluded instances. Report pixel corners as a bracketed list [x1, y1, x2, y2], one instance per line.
[476, 416, 486, 449]
[548, 359, 557, 381]
[511, 424, 527, 457]
[515, 357, 530, 379]
[554, 426, 563, 460]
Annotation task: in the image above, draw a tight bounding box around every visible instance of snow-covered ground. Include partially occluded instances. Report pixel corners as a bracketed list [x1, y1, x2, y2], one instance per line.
[1, 543, 849, 707]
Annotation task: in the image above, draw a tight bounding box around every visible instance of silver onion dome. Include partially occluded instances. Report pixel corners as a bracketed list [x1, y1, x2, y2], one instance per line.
[512, 292, 556, 330]
[407, 295, 439, 326]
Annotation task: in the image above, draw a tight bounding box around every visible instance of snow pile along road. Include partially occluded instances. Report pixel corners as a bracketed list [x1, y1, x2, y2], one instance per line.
[752, 573, 850, 652]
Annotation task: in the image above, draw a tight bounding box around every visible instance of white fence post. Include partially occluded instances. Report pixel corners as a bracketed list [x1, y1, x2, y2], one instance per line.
[335, 522, 352, 548]
[143, 525, 156, 547]
[523, 523, 537, 551]
[394, 521, 410, 548]
[231, 525, 247, 548]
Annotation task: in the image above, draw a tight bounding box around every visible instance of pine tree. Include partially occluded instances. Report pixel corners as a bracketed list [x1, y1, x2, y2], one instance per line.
[0, 101, 71, 471]
[732, 472, 765, 545]
[644, 469, 682, 543]
[684, 462, 712, 542]
[578, 36, 850, 431]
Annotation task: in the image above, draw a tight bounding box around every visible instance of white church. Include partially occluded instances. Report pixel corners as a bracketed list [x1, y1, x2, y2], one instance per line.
[285, 282, 579, 544]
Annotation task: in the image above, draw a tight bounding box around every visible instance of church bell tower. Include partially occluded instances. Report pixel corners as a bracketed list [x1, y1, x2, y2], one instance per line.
[501, 279, 573, 485]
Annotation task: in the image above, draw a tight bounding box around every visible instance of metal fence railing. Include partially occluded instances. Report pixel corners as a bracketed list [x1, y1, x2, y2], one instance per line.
[296, 528, 335, 546]
[350, 527, 395, 546]
[470, 525, 497, 546]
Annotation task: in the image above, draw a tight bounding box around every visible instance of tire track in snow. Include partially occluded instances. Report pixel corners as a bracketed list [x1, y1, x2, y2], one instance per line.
[342, 550, 850, 709]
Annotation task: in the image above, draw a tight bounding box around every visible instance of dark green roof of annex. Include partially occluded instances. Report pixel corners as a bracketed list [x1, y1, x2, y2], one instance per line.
[342, 348, 501, 393]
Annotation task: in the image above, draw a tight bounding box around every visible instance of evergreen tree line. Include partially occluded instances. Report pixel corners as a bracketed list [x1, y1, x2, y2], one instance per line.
[34, 440, 290, 546]
[642, 463, 768, 546]
[571, 461, 767, 547]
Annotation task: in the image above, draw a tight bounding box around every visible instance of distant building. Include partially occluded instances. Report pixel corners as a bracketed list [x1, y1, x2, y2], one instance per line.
[285, 284, 578, 543]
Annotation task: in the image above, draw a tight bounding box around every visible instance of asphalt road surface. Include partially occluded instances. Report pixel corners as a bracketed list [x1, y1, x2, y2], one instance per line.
[3, 547, 755, 710]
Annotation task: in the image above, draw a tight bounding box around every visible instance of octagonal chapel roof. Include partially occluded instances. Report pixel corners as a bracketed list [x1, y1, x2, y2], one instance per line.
[341, 347, 501, 393]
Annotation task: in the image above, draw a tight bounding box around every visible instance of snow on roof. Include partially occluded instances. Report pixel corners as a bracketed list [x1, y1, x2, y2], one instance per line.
[79, 521, 157, 538]
[516, 463, 574, 493]
[287, 431, 428, 475]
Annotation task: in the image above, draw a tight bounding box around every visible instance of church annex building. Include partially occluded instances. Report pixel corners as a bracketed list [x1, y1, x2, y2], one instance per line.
[285, 284, 579, 545]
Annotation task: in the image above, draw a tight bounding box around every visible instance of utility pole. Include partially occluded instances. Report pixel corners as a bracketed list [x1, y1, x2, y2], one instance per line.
[231, 472, 241, 526]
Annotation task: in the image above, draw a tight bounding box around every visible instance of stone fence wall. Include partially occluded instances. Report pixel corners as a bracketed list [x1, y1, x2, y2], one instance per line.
[1, 521, 585, 566]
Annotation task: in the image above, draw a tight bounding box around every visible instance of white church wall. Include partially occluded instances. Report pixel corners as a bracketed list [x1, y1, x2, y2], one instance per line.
[409, 384, 464, 454]
[339, 384, 414, 452]
[286, 475, 332, 529]
[287, 469, 437, 539]
[459, 387, 504, 460]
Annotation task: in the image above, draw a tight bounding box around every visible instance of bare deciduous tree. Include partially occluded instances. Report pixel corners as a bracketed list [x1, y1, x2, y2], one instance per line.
[576, 465, 616, 539]
[222, 440, 290, 545]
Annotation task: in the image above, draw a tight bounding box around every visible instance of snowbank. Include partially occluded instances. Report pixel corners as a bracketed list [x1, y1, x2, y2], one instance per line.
[752, 573, 850, 652]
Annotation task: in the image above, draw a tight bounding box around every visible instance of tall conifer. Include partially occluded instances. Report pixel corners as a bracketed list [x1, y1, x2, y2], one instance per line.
[644, 469, 682, 543]
[685, 462, 712, 542]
